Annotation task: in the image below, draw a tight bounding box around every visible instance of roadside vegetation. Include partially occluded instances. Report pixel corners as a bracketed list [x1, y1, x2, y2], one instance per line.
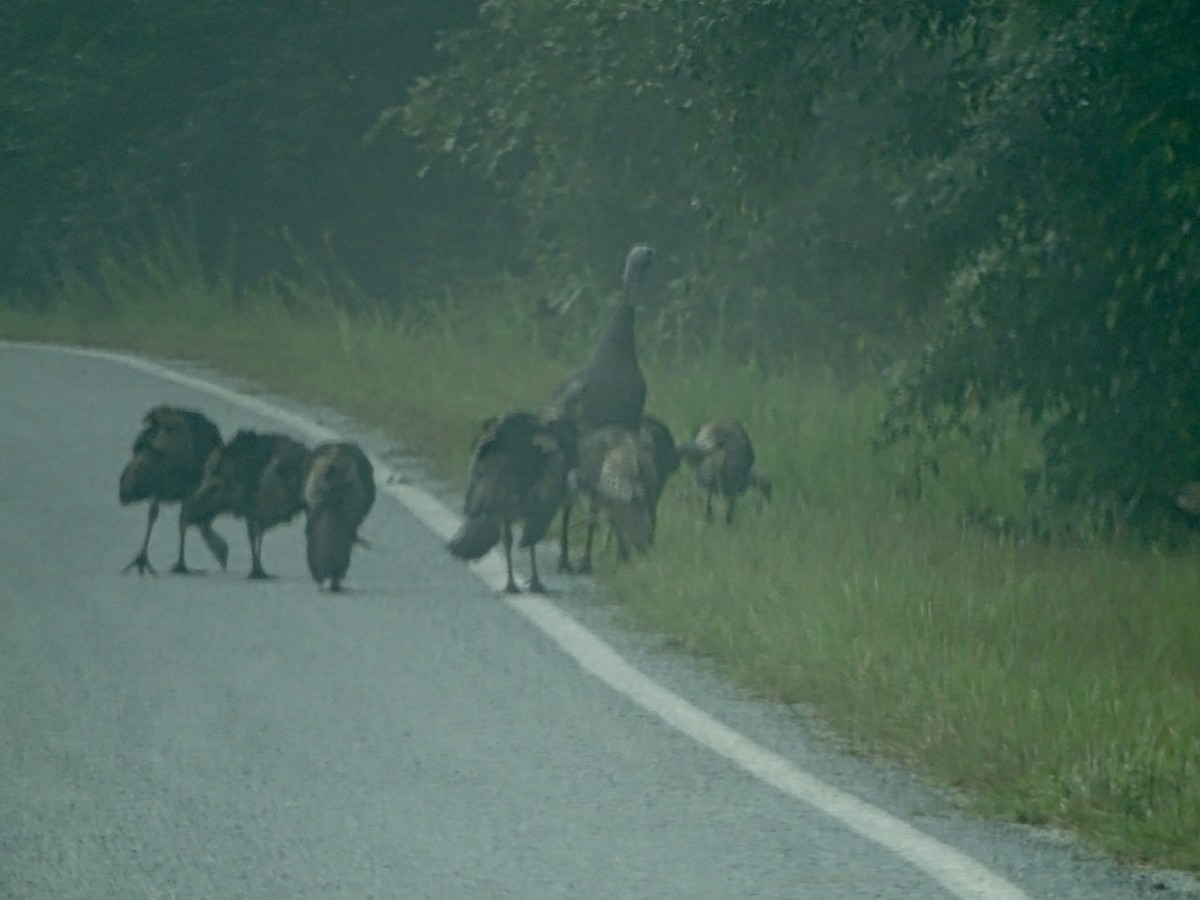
[6, 0, 1199, 879]
[3, 239, 1197, 873]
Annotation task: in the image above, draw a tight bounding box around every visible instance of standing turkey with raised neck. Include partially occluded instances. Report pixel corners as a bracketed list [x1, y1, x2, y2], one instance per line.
[546, 244, 654, 572]
[549, 244, 654, 434]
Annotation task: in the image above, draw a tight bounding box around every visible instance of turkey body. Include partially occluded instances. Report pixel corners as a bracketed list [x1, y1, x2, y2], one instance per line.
[303, 442, 376, 591]
[680, 420, 772, 525]
[571, 425, 657, 572]
[182, 429, 309, 579]
[447, 412, 575, 593]
[118, 405, 228, 575]
[558, 414, 677, 572]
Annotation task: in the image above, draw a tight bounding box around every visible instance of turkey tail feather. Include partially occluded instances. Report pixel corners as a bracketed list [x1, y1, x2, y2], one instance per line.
[447, 514, 502, 560]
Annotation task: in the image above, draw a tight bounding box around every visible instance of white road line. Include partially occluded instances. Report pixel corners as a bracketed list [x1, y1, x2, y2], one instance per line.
[9, 341, 1028, 900]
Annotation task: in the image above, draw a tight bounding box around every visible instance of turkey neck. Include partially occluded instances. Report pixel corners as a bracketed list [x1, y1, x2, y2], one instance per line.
[587, 298, 638, 368]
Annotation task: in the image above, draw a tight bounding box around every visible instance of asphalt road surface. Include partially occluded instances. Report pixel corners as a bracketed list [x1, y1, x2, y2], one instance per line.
[1, 342, 1196, 899]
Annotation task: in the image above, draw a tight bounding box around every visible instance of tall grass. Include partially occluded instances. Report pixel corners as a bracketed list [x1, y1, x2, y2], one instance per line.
[2, 243, 1197, 873]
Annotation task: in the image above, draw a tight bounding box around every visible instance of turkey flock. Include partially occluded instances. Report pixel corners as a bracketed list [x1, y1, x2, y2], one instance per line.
[119, 407, 374, 591]
[118, 244, 770, 594]
[448, 243, 771, 593]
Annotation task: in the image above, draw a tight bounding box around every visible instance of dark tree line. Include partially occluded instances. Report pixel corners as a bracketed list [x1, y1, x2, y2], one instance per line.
[1, 1, 495, 302]
[6, 1, 1199, 522]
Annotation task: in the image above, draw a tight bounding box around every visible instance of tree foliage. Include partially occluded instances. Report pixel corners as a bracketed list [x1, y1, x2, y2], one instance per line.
[882, 2, 1200, 518]
[1, 0, 489, 301]
[404, 0, 970, 358]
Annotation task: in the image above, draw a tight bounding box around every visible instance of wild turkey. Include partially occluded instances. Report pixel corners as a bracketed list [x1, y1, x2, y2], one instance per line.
[182, 429, 309, 579]
[119, 405, 228, 575]
[544, 244, 654, 433]
[557, 413, 676, 571]
[545, 244, 654, 570]
[679, 420, 772, 525]
[447, 412, 575, 593]
[569, 425, 657, 573]
[303, 442, 376, 592]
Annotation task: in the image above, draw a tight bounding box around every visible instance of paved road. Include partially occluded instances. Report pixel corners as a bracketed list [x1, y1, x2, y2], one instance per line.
[1, 342, 1195, 899]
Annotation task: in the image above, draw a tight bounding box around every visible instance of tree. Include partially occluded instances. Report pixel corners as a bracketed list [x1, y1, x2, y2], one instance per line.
[882, 2, 1200, 519]
[1, 1, 488, 302]
[403, 0, 964, 358]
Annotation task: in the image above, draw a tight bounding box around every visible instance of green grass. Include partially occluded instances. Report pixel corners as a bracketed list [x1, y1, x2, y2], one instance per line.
[3, 244, 1198, 874]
